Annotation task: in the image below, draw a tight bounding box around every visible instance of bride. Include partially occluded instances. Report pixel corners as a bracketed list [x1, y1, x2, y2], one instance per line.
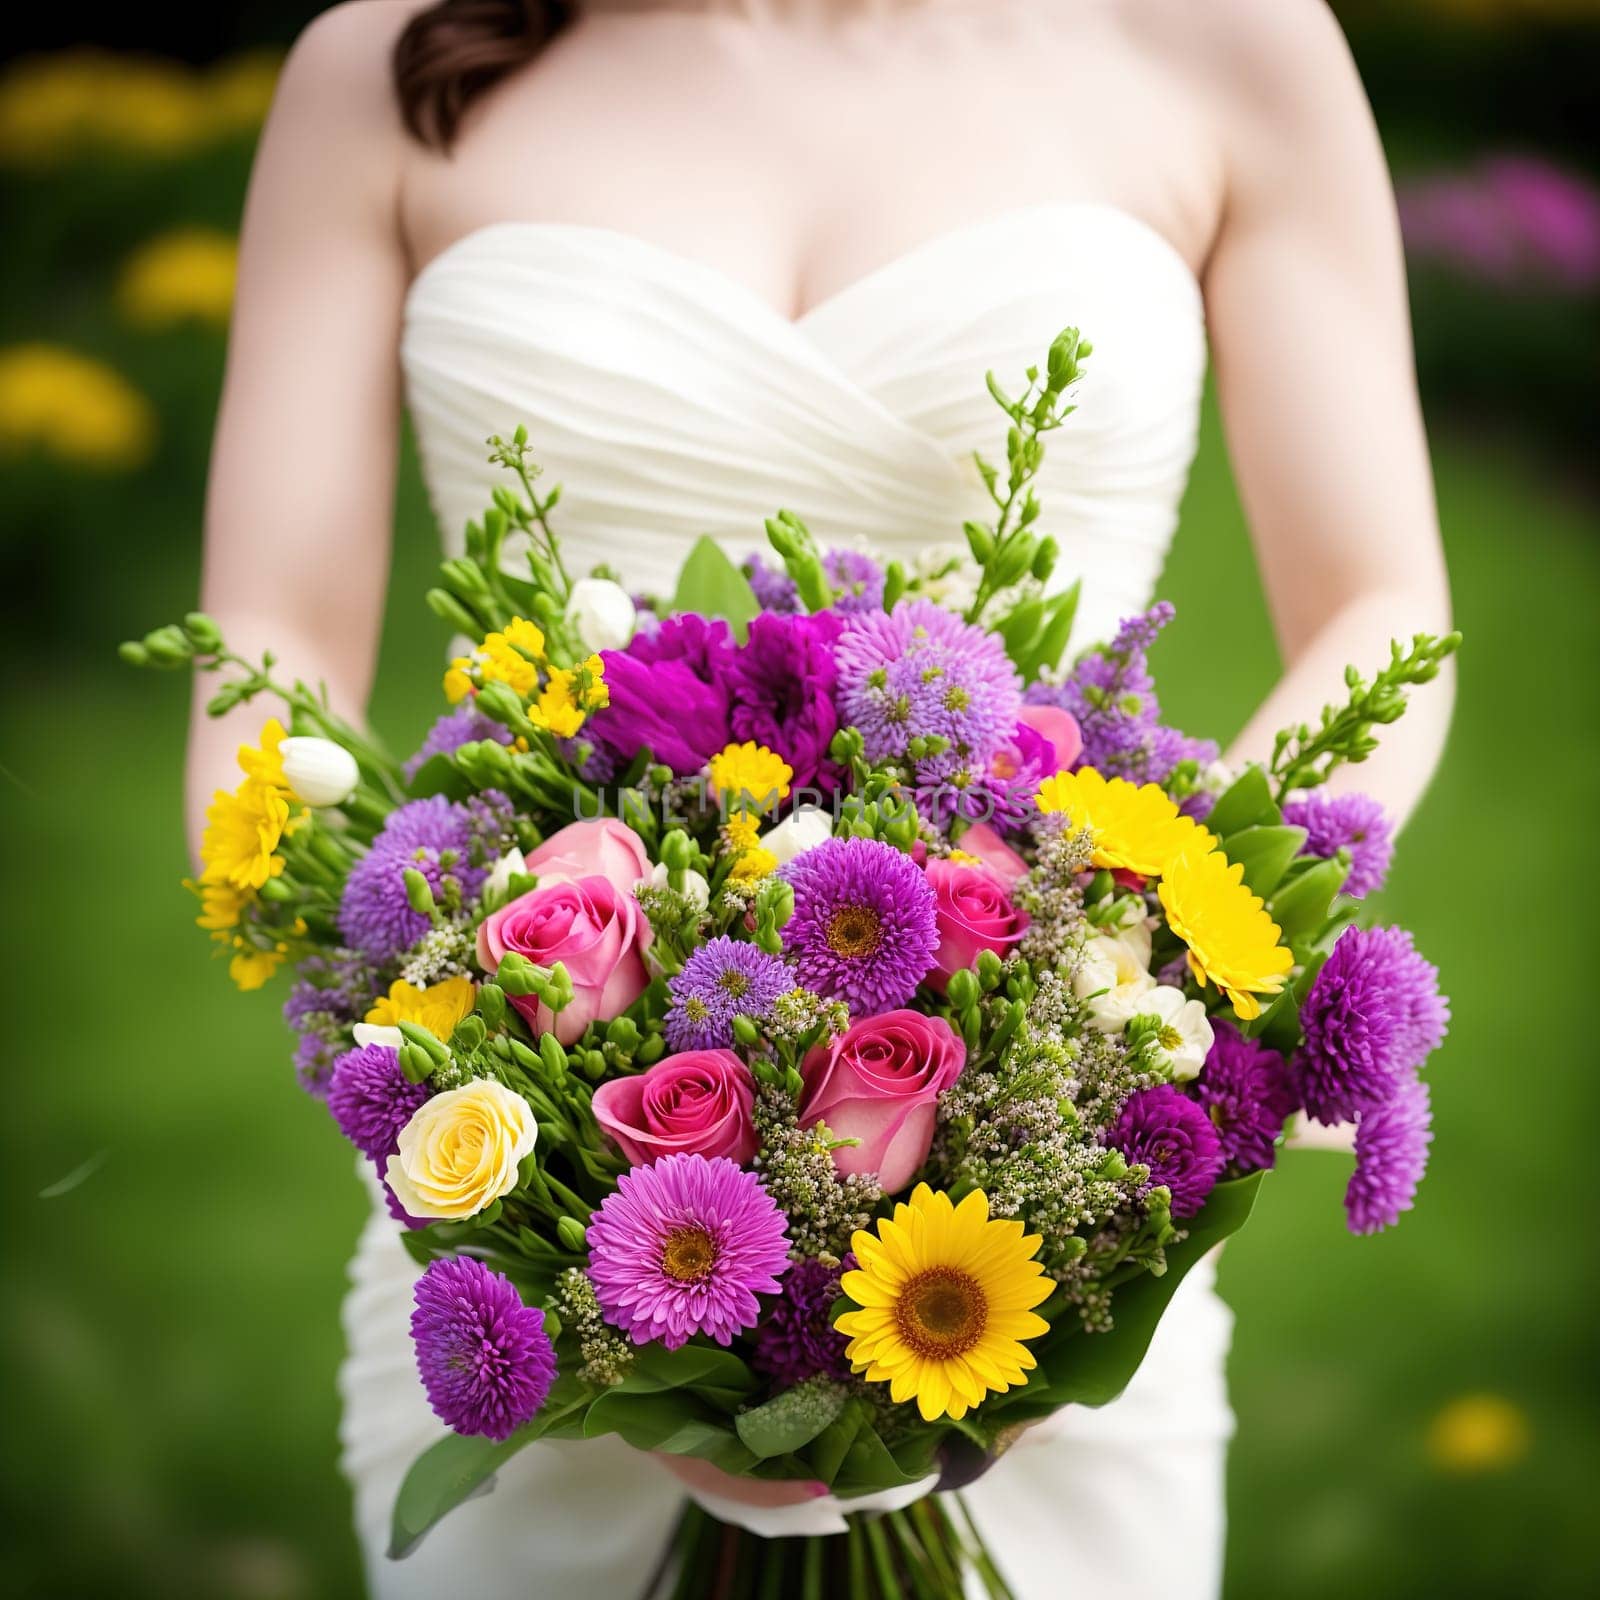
[187, 1, 1452, 1595]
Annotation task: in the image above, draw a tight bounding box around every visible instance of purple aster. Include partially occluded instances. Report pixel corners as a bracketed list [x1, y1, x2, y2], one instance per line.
[781, 836, 939, 1014]
[462, 788, 519, 861]
[1106, 1084, 1224, 1220]
[743, 552, 800, 614]
[1028, 603, 1215, 785]
[727, 612, 844, 792]
[402, 705, 514, 782]
[949, 717, 1057, 832]
[588, 615, 736, 777]
[1345, 1075, 1433, 1234]
[752, 1255, 853, 1386]
[1296, 926, 1447, 1125]
[665, 936, 793, 1051]
[1192, 1020, 1299, 1174]
[293, 1030, 343, 1097]
[1282, 789, 1395, 900]
[823, 548, 886, 613]
[586, 1154, 790, 1350]
[411, 1256, 557, 1439]
[337, 798, 486, 962]
[327, 1044, 430, 1161]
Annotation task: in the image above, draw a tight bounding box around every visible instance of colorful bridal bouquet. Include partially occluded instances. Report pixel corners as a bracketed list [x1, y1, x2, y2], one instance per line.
[127, 329, 1457, 1598]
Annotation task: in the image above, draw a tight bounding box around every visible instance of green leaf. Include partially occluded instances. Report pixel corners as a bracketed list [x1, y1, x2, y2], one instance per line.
[1205, 766, 1281, 838]
[582, 1388, 756, 1472]
[804, 1400, 866, 1486]
[405, 752, 472, 801]
[735, 1384, 848, 1459]
[833, 1413, 945, 1497]
[1268, 856, 1350, 943]
[996, 597, 1044, 673]
[616, 1342, 758, 1411]
[671, 536, 761, 642]
[1018, 580, 1081, 679]
[1220, 824, 1307, 898]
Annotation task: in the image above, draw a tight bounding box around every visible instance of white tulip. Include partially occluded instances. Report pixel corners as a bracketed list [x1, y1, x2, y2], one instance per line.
[762, 805, 834, 866]
[484, 847, 528, 903]
[353, 1023, 403, 1051]
[1136, 986, 1215, 1081]
[1075, 927, 1157, 1033]
[279, 736, 361, 808]
[566, 577, 636, 653]
[642, 860, 710, 912]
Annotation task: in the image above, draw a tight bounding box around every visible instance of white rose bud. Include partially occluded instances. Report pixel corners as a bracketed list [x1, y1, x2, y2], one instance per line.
[280, 736, 361, 808]
[353, 1023, 404, 1051]
[566, 577, 636, 653]
[643, 860, 710, 912]
[484, 846, 528, 903]
[762, 805, 834, 866]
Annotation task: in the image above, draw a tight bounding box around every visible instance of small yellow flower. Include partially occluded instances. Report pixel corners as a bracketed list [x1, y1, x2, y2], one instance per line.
[948, 849, 983, 867]
[228, 942, 288, 991]
[118, 227, 237, 328]
[1426, 1394, 1531, 1475]
[0, 343, 155, 469]
[728, 847, 779, 884]
[443, 660, 473, 703]
[386, 1079, 538, 1220]
[236, 717, 288, 790]
[198, 778, 290, 892]
[1157, 846, 1293, 1021]
[722, 813, 762, 857]
[838, 1185, 1053, 1423]
[1035, 767, 1212, 878]
[365, 976, 476, 1038]
[188, 876, 248, 932]
[529, 667, 587, 738]
[708, 741, 793, 809]
[576, 653, 609, 711]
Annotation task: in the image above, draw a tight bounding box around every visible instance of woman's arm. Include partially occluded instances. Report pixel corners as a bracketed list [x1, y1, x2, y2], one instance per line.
[186, 2, 413, 858]
[1198, 0, 1454, 828]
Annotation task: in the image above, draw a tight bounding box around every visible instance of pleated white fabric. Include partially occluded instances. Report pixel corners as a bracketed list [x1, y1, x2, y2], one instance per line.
[340, 202, 1231, 1599]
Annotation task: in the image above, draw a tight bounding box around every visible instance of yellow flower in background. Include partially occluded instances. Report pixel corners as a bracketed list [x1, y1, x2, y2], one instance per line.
[443, 661, 473, 703]
[365, 976, 477, 1038]
[386, 1079, 538, 1220]
[205, 50, 280, 136]
[1035, 767, 1212, 878]
[0, 344, 155, 469]
[728, 846, 779, 884]
[708, 741, 793, 808]
[1158, 847, 1293, 1021]
[118, 227, 238, 328]
[188, 876, 249, 934]
[229, 941, 289, 992]
[1426, 1393, 1531, 1475]
[838, 1185, 1052, 1423]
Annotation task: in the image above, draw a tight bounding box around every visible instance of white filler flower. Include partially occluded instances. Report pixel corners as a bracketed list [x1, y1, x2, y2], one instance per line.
[1137, 986, 1215, 1081]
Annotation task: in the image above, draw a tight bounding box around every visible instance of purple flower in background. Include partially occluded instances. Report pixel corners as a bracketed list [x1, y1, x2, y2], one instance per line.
[338, 798, 486, 962]
[1346, 1075, 1433, 1235]
[327, 1044, 430, 1161]
[822, 548, 886, 613]
[753, 1255, 854, 1386]
[781, 836, 939, 1013]
[1296, 926, 1448, 1126]
[743, 552, 800, 614]
[1282, 789, 1395, 900]
[293, 1030, 343, 1096]
[284, 951, 374, 1096]
[666, 936, 794, 1051]
[1192, 1020, 1298, 1174]
[969, 717, 1057, 831]
[403, 706, 514, 782]
[1028, 603, 1215, 785]
[411, 1257, 557, 1439]
[728, 612, 844, 791]
[1106, 1084, 1224, 1220]
[463, 788, 519, 861]
[587, 1154, 790, 1350]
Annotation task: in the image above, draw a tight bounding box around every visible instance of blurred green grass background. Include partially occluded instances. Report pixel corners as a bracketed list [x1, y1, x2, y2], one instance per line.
[4, 9, 1599, 1598]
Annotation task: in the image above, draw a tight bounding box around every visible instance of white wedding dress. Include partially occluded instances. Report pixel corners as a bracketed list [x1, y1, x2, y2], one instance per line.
[341, 202, 1234, 1599]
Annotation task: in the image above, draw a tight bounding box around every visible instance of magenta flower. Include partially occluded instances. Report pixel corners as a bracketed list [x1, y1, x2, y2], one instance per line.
[1346, 1075, 1433, 1235]
[586, 1154, 790, 1350]
[1106, 1085, 1224, 1220]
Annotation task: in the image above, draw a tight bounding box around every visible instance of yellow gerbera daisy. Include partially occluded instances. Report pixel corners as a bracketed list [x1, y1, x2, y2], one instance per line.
[198, 778, 289, 891]
[837, 1185, 1052, 1423]
[365, 976, 477, 1037]
[1157, 846, 1294, 1020]
[708, 741, 793, 809]
[1034, 767, 1212, 878]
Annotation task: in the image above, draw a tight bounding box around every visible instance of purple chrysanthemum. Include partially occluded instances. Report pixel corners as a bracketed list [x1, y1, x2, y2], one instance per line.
[587, 1154, 790, 1350]
[743, 552, 800, 614]
[1345, 1075, 1433, 1234]
[727, 612, 844, 792]
[752, 1255, 854, 1386]
[823, 548, 886, 613]
[665, 936, 793, 1051]
[1282, 789, 1395, 900]
[1192, 1020, 1299, 1174]
[327, 1044, 430, 1161]
[402, 705, 514, 782]
[337, 798, 486, 962]
[1106, 1084, 1225, 1220]
[1296, 926, 1448, 1125]
[411, 1256, 558, 1439]
[781, 836, 938, 1014]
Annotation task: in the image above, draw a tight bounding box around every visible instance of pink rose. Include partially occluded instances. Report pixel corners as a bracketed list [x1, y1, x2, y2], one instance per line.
[1017, 704, 1082, 773]
[477, 874, 649, 1044]
[591, 1049, 757, 1165]
[924, 858, 1030, 991]
[956, 822, 1028, 889]
[800, 1010, 966, 1194]
[524, 817, 651, 896]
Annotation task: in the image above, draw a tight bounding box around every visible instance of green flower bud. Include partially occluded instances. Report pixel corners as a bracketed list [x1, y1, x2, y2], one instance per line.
[557, 1216, 588, 1252]
[426, 588, 484, 637]
[476, 983, 508, 1031]
[451, 1015, 486, 1052]
[782, 1066, 805, 1100]
[606, 1017, 641, 1052]
[1030, 536, 1059, 583]
[496, 952, 543, 996]
[582, 1049, 607, 1081]
[637, 1033, 666, 1065]
[963, 520, 995, 563]
[398, 1043, 435, 1084]
[257, 877, 295, 903]
[402, 868, 437, 918]
[882, 560, 907, 611]
[946, 968, 980, 1011]
[182, 612, 224, 652]
[118, 640, 150, 667]
[142, 625, 193, 667]
[975, 949, 1004, 990]
[731, 1015, 762, 1048]
[991, 534, 1039, 589]
[540, 1033, 569, 1076]
[398, 1020, 453, 1066]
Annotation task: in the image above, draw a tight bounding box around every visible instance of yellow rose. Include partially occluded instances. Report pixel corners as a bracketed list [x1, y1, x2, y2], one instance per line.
[385, 1079, 537, 1220]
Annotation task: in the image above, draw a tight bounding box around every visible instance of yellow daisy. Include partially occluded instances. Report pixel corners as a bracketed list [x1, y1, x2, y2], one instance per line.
[365, 976, 477, 1038]
[1157, 846, 1294, 1021]
[528, 667, 587, 738]
[1034, 767, 1212, 878]
[236, 717, 288, 790]
[837, 1185, 1053, 1423]
[708, 741, 793, 809]
[198, 778, 289, 892]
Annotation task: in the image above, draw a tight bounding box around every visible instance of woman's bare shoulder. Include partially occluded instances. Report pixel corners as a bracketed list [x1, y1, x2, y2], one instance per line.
[272, 0, 423, 128]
